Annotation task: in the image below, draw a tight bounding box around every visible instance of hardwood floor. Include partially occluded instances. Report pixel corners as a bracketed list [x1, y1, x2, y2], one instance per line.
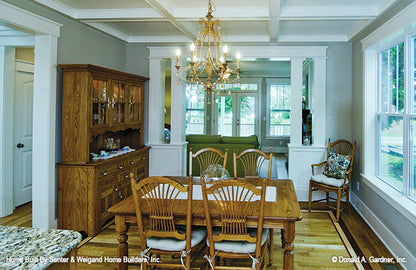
[0, 201, 404, 269]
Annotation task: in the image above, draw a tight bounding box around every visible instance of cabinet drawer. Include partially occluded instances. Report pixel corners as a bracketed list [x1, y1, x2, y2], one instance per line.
[125, 153, 147, 168]
[96, 161, 125, 179]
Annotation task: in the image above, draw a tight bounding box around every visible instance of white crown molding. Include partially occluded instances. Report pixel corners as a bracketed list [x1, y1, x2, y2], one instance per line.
[278, 34, 348, 43]
[377, 0, 400, 14]
[281, 6, 378, 18]
[74, 8, 163, 20]
[34, 0, 75, 18]
[0, 1, 62, 37]
[347, 20, 373, 41]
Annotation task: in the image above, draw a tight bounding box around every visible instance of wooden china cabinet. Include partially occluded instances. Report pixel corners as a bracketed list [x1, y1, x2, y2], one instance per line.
[57, 64, 149, 236]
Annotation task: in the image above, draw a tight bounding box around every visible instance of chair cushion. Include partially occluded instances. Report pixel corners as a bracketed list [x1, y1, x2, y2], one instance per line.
[207, 228, 268, 253]
[146, 227, 206, 252]
[311, 173, 345, 187]
[322, 152, 351, 179]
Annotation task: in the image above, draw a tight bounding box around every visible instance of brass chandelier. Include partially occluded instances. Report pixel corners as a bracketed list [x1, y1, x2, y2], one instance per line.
[175, 0, 241, 104]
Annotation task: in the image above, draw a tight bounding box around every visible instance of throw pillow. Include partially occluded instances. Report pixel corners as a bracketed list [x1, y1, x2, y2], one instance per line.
[323, 152, 352, 179]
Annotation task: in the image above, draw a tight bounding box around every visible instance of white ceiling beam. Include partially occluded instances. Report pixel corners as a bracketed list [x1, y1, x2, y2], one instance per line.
[143, 0, 196, 40]
[280, 6, 379, 19]
[74, 9, 163, 20]
[83, 22, 129, 42]
[268, 0, 281, 43]
[128, 35, 191, 43]
[34, 0, 75, 17]
[174, 7, 269, 19]
[222, 35, 270, 43]
[278, 34, 349, 43]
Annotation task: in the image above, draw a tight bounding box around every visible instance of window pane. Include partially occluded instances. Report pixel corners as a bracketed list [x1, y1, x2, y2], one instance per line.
[269, 83, 291, 136]
[380, 42, 404, 113]
[240, 96, 255, 136]
[413, 36, 416, 114]
[186, 84, 204, 134]
[410, 118, 416, 199]
[378, 115, 403, 190]
[218, 96, 233, 136]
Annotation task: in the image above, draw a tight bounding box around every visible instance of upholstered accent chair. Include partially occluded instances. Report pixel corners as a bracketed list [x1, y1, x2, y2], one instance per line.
[131, 175, 206, 269]
[201, 178, 268, 270]
[189, 147, 228, 177]
[308, 139, 356, 222]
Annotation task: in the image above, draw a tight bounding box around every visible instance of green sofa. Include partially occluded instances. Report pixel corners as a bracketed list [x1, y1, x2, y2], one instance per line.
[186, 134, 260, 177]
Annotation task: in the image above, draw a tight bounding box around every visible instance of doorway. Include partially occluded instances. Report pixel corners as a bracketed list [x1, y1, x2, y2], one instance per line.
[215, 92, 259, 137]
[0, 2, 61, 229]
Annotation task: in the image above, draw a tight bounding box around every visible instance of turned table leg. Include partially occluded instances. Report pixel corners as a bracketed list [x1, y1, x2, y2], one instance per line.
[115, 215, 129, 270]
[282, 221, 295, 270]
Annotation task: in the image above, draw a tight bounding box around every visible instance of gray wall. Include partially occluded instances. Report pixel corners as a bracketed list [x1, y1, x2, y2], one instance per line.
[325, 43, 352, 141]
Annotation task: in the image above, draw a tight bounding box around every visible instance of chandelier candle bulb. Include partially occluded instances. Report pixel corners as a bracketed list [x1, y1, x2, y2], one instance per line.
[176, 49, 181, 67]
[237, 52, 241, 70]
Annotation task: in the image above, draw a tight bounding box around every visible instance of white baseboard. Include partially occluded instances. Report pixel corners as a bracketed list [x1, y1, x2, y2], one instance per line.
[350, 192, 416, 269]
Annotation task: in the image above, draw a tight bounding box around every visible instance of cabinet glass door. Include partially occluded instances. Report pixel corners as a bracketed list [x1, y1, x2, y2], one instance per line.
[112, 82, 126, 123]
[128, 85, 142, 123]
[92, 79, 108, 126]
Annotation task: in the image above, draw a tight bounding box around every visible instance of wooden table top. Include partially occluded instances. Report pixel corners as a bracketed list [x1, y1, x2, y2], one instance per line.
[109, 177, 302, 227]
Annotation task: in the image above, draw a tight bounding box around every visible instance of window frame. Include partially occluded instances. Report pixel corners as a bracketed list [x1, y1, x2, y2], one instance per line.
[185, 84, 206, 135]
[375, 34, 416, 201]
[266, 78, 291, 138]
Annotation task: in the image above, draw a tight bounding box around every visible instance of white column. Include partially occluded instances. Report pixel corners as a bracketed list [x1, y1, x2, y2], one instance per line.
[170, 58, 186, 144]
[32, 35, 58, 228]
[147, 57, 165, 145]
[290, 57, 303, 146]
[312, 56, 327, 147]
[0, 46, 15, 217]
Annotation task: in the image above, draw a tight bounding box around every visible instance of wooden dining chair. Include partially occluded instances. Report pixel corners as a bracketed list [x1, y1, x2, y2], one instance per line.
[131, 175, 206, 269]
[308, 138, 356, 222]
[233, 148, 273, 179]
[233, 148, 274, 265]
[189, 147, 228, 177]
[201, 177, 268, 270]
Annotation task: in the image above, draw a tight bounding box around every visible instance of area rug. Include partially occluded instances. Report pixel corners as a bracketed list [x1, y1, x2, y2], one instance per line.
[74, 210, 363, 269]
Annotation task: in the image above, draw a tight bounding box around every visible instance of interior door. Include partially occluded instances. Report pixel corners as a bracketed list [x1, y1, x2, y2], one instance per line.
[13, 62, 33, 207]
[216, 93, 258, 136]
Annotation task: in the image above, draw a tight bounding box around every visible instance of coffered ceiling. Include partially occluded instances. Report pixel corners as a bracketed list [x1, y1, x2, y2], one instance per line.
[31, 0, 399, 44]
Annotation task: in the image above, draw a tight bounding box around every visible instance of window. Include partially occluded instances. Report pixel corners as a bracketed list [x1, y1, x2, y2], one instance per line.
[377, 39, 416, 200]
[267, 79, 291, 136]
[185, 84, 205, 134]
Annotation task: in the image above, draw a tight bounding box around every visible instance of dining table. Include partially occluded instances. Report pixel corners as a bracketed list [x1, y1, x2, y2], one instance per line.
[108, 177, 302, 270]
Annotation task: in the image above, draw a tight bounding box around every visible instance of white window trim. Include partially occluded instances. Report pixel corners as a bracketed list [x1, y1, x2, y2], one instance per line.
[362, 2, 416, 226]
